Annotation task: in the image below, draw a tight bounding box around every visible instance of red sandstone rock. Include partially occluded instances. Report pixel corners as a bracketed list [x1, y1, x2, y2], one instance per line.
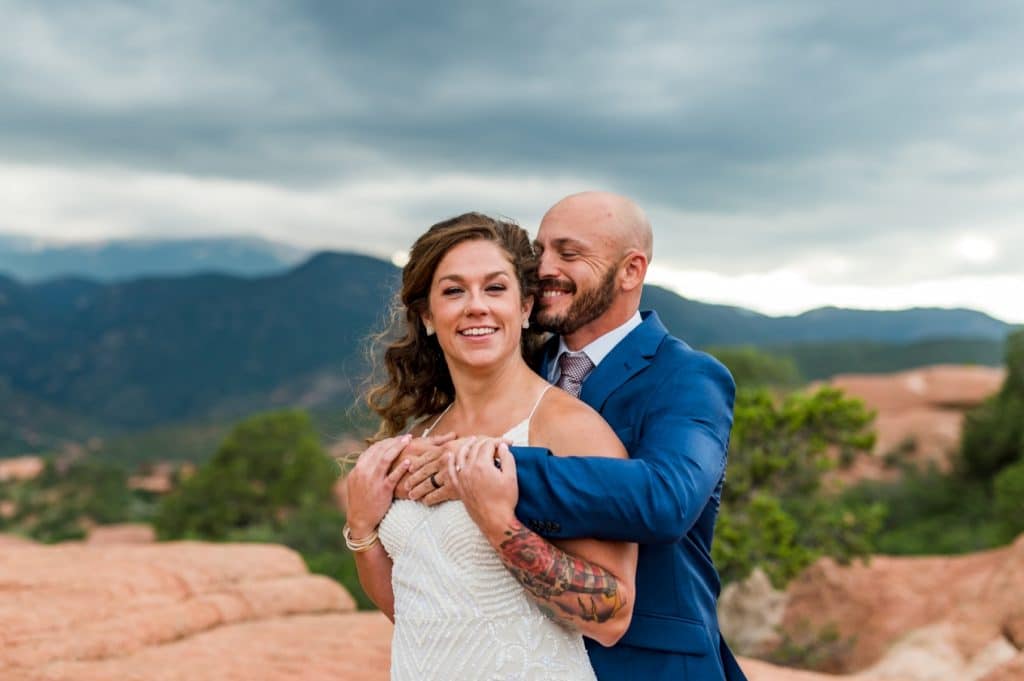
[85, 523, 156, 544]
[740, 657, 906, 680]
[0, 541, 355, 676]
[978, 653, 1024, 681]
[0, 537, 911, 681]
[1004, 612, 1024, 649]
[780, 534, 1024, 676]
[7, 613, 392, 681]
[818, 365, 1004, 482]
[826, 365, 1004, 413]
[0, 456, 45, 482]
[0, 533, 35, 546]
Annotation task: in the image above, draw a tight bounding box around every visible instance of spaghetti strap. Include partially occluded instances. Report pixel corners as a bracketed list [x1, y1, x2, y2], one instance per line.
[421, 402, 454, 437]
[527, 384, 554, 421]
[425, 386, 548, 439]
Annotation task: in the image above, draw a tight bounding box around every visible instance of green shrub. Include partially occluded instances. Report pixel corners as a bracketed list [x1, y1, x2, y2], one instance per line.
[707, 346, 802, 388]
[958, 330, 1024, 480]
[153, 410, 374, 608]
[842, 467, 1007, 555]
[714, 386, 882, 587]
[154, 410, 337, 539]
[0, 459, 145, 543]
[994, 457, 1024, 537]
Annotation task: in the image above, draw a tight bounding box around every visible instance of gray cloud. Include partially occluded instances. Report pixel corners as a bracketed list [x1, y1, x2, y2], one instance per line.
[1, 0, 1022, 315]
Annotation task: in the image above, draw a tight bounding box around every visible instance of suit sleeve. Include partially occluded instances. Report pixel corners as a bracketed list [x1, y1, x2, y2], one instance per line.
[513, 356, 735, 544]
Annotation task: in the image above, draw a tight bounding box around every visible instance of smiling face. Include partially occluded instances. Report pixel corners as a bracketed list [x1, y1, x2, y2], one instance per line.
[534, 204, 624, 343]
[533, 192, 651, 348]
[421, 239, 533, 372]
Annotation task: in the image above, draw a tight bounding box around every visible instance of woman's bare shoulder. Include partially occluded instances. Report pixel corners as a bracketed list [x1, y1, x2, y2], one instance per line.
[531, 388, 627, 459]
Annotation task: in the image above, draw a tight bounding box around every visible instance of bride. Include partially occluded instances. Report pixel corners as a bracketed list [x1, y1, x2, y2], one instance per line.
[344, 213, 637, 680]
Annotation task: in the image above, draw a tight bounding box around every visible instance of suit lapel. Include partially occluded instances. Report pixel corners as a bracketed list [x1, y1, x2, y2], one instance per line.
[539, 335, 560, 381]
[579, 311, 667, 411]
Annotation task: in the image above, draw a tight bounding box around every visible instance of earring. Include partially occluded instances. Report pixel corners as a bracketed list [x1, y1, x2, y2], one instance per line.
[425, 323, 435, 336]
[522, 319, 530, 329]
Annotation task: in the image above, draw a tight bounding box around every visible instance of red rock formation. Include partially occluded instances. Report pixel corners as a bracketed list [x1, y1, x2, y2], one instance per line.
[978, 653, 1024, 681]
[6, 613, 392, 681]
[0, 533, 35, 546]
[1, 536, 915, 681]
[780, 534, 1024, 676]
[0, 542, 355, 677]
[0, 456, 45, 482]
[740, 657, 905, 680]
[820, 365, 1004, 481]
[85, 523, 157, 544]
[827, 365, 1004, 413]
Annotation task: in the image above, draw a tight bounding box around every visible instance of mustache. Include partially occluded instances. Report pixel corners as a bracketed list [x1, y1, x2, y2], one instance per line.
[539, 277, 576, 294]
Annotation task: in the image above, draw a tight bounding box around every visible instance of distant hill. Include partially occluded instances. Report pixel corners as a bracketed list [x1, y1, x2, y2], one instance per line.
[641, 286, 1012, 345]
[761, 337, 1006, 381]
[0, 253, 397, 434]
[0, 377, 105, 455]
[0, 251, 1014, 457]
[0, 235, 306, 282]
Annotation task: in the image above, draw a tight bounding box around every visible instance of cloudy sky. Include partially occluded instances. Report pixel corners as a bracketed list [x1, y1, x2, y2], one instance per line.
[1, 1, 1022, 321]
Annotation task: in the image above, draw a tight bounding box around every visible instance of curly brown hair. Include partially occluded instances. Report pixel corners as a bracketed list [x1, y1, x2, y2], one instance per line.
[364, 213, 547, 440]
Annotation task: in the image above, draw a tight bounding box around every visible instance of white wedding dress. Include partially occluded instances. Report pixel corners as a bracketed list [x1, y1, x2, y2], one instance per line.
[378, 388, 597, 681]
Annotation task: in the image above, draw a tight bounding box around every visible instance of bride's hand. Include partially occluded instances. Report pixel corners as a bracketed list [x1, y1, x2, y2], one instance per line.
[399, 432, 460, 503]
[448, 437, 518, 539]
[345, 434, 413, 535]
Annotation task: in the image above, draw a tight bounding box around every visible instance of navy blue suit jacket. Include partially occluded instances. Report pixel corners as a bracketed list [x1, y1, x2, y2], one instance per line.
[513, 311, 746, 681]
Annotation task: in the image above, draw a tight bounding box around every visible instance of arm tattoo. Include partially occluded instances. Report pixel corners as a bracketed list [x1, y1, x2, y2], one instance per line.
[497, 521, 626, 628]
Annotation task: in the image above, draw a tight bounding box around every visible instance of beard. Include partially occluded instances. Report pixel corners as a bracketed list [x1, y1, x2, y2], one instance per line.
[536, 263, 618, 336]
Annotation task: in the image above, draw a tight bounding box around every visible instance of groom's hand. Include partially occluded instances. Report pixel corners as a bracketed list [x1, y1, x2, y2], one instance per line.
[397, 433, 459, 503]
[448, 439, 518, 540]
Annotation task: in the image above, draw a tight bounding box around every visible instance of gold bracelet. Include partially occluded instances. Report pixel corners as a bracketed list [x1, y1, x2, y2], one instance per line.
[343, 524, 380, 553]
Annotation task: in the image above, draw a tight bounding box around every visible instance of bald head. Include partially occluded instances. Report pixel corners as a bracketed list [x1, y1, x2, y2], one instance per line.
[535, 191, 652, 346]
[543, 191, 653, 261]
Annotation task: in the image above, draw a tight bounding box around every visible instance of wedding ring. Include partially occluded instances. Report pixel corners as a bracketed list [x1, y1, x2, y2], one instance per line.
[429, 472, 442, 489]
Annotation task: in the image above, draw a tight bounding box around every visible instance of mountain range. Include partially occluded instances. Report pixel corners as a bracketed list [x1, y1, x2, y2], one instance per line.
[0, 248, 1014, 457]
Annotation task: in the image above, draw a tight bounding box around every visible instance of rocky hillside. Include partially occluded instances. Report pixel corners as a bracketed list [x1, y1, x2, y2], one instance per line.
[722, 534, 1024, 681]
[2, 249, 1011, 457]
[12, 528, 1024, 680]
[820, 365, 1004, 481]
[0, 536, 389, 681]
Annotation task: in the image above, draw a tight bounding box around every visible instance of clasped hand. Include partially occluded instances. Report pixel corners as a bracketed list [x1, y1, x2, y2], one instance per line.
[445, 436, 519, 536]
[346, 432, 518, 537]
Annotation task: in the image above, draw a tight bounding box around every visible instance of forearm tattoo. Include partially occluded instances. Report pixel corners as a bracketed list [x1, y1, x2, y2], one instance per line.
[497, 521, 626, 628]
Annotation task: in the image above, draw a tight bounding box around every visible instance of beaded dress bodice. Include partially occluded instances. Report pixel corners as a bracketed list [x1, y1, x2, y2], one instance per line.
[378, 390, 595, 680]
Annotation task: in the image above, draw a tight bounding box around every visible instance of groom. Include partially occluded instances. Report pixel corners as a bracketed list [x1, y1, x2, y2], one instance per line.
[408, 191, 745, 681]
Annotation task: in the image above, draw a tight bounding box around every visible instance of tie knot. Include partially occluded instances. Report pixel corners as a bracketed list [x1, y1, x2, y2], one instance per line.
[556, 352, 594, 397]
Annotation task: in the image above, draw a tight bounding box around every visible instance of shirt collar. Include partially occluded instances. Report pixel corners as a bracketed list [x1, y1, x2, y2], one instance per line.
[553, 311, 643, 372]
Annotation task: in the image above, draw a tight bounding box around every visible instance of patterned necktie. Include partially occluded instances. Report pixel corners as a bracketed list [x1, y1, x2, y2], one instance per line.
[556, 351, 595, 398]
